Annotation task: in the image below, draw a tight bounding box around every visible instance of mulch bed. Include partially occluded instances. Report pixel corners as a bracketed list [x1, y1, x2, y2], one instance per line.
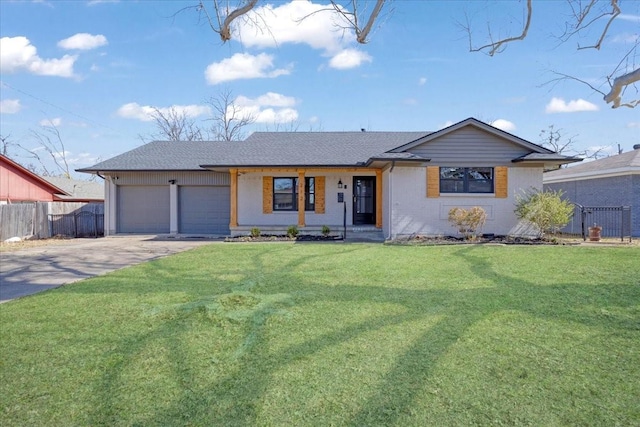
[386, 235, 575, 246]
[225, 234, 343, 242]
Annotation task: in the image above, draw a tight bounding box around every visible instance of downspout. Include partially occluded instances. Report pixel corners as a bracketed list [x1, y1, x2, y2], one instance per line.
[386, 161, 395, 240]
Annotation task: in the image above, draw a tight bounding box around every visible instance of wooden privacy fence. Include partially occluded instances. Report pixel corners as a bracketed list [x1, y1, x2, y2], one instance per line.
[0, 202, 104, 241]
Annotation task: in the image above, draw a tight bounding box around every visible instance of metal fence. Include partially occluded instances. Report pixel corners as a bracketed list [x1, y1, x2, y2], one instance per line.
[572, 205, 632, 242]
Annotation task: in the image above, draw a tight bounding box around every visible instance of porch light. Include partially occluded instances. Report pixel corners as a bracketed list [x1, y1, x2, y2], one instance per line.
[338, 179, 343, 189]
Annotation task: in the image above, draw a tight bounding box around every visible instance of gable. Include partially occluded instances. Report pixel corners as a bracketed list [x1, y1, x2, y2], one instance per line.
[403, 126, 533, 166]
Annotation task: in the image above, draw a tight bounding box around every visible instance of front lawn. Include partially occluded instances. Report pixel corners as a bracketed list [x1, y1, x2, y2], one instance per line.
[1, 243, 639, 426]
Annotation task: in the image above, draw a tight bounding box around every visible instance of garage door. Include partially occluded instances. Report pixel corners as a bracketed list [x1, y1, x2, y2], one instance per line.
[179, 186, 230, 234]
[117, 186, 170, 233]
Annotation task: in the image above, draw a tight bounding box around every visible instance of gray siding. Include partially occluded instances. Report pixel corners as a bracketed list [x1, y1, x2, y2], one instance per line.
[545, 175, 639, 237]
[110, 171, 229, 186]
[407, 127, 530, 166]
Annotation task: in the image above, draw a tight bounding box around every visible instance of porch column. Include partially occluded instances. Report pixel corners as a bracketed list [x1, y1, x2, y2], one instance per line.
[106, 176, 117, 236]
[375, 169, 382, 228]
[297, 169, 305, 227]
[169, 182, 178, 234]
[230, 168, 238, 227]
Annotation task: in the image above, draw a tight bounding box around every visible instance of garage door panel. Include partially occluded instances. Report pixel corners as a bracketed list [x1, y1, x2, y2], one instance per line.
[118, 186, 169, 233]
[179, 186, 230, 234]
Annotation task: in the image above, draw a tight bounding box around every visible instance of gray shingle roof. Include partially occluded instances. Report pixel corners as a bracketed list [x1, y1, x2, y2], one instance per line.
[78, 132, 431, 172]
[544, 149, 640, 180]
[43, 176, 104, 200]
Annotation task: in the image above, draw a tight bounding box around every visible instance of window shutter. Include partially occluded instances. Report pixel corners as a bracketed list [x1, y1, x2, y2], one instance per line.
[263, 176, 273, 214]
[495, 167, 508, 198]
[315, 176, 325, 214]
[426, 166, 439, 198]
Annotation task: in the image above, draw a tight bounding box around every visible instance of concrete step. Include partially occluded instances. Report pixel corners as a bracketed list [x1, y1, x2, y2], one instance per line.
[344, 227, 385, 242]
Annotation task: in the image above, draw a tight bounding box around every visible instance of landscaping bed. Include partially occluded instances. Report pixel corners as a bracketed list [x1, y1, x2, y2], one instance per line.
[225, 234, 343, 242]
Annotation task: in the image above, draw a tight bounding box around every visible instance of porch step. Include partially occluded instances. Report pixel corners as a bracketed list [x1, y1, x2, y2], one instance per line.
[344, 227, 385, 242]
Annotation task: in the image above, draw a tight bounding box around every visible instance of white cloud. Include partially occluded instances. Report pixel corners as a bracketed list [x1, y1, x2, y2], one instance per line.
[328, 49, 372, 69]
[58, 33, 108, 50]
[490, 119, 516, 131]
[205, 53, 291, 85]
[545, 97, 599, 113]
[440, 120, 455, 129]
[40, 117, 62, 127]
[0, 99, 22, 114]
[418, 77, 427, 86]
[116, 103, 210, 122]
[627, 122, 640, 128]
[236, 1, 353, 53]
[234, 92, 299, 124]
[611, 32, 639, 43]
[0, 36, 77, 77]
[618, 14, 640, 23]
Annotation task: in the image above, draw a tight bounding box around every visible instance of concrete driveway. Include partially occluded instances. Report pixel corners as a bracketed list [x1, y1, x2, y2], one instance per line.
[0, 236, 218, 303]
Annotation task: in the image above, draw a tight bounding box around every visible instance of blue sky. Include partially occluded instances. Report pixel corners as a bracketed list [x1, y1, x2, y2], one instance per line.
[1, 0, 638, 177]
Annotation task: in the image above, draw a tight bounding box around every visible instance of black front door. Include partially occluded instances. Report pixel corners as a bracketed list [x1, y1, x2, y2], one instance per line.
[353, 176, 375, 225]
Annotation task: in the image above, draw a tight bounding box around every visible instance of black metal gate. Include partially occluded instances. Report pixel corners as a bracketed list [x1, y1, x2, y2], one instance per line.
[574, 205, 632, 242]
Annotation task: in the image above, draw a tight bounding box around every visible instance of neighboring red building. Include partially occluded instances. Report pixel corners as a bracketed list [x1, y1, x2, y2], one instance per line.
[0, 155, 69, 203]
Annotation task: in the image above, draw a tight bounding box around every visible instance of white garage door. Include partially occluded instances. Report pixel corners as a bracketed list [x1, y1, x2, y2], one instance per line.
[179, 186, 230, 234]
[117, 186, 170, 233]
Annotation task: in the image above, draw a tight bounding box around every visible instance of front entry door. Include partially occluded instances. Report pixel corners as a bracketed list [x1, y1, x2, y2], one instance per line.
[353, 176, 375, 225]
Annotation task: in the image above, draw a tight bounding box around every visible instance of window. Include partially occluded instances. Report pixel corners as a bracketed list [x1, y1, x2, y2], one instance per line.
[273, 177, 315, 211]
[440, 167, 494, 193]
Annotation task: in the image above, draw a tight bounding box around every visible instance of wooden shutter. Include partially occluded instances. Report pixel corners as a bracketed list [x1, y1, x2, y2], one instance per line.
[263, 176, 273, 214]
[315, 176, 325, 214]
[426, 166, 440, 198]
[494, 167, 508, 198]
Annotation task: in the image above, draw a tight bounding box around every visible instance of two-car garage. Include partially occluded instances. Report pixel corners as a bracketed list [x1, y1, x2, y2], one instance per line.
[114, 172, 231, 235]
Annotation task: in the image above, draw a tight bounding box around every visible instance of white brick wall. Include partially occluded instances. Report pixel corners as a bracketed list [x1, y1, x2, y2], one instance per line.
[387, 166, 542, 238]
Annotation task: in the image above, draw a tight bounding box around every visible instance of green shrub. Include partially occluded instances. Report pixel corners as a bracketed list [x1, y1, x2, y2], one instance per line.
[321, 225, 331, 236]
[447, 206, 487, 239]
[514, 188, 573, 237]
[287, 225, 299, 238]
[250, 227, 261, 238]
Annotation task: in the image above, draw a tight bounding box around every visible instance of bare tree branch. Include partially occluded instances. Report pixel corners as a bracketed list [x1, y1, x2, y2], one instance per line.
[148, 107, 204, 141]
[196, 0, 258, 43]
[206, 89, 256, 141]
[464, 0, 532, 56]
[328, 0, 387, 44]
[27, 120, 71, 178]
[604, 67, 640, 108]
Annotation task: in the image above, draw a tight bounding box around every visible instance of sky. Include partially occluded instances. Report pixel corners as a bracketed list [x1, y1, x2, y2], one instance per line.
[1, 0, 639, 178]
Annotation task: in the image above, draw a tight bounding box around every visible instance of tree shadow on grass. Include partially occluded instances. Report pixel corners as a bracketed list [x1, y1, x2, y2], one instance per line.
[73, 244, 639, 425]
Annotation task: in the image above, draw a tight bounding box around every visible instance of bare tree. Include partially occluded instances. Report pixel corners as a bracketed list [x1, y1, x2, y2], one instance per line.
[192, 0, 389, 44]
[147, 107, 204, 141]
[540, 125, 607, 161]
[463, 0, 638, 109]
[14, 120, 72, 178]
[206, 89, 256, 141]
[1, 134, 13, 157]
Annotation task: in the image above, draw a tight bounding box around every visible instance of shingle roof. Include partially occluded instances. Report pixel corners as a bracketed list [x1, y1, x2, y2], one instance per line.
[78, 132, 431, 172]
[77, 141, 234, 171]
[544, 149, 640, 181]
[43, 176, 104, 200]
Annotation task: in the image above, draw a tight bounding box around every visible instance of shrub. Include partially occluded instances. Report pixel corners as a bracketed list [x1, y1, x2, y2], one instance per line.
[287, 225, 299, 238]
[514, 188, 573, 237]
[321, 225, 331, 236]
[250, 227, 261, 238]
[447, 206, 487, 239]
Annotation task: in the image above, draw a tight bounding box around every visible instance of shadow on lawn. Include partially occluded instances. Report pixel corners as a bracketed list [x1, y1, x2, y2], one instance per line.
[81, 245, 638, 425]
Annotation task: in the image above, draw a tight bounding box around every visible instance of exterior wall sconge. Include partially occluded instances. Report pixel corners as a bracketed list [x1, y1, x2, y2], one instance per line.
[338, 179, 343, 189]
[168, 179, 176, 185]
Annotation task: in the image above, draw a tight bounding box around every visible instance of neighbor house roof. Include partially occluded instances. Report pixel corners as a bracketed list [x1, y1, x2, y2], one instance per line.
[544, 148, 640, 183]
[42, 176, 104, 201]
[1, 154, 69, 200]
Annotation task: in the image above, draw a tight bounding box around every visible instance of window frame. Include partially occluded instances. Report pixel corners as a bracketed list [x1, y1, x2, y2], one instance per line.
[439, 167, 494, 194]
[272, 177, 315, 211]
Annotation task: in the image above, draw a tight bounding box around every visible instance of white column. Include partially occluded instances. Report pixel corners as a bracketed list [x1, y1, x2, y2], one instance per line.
[169, 183, 178, 234]
[106, 177, 117, 236]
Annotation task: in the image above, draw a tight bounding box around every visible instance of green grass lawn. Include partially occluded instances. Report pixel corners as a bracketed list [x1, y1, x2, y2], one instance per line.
[1, 243, 639, 426]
